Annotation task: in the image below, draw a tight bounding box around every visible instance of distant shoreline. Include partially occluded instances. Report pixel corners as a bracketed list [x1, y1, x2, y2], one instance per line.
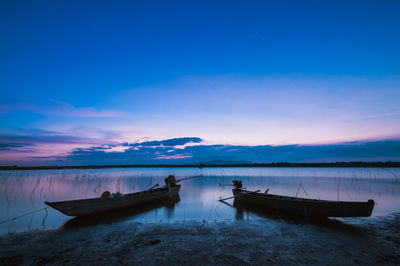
[0, 161, 399, 170]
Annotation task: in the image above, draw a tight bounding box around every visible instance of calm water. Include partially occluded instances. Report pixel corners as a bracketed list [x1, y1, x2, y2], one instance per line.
[1, 167, 399, 234]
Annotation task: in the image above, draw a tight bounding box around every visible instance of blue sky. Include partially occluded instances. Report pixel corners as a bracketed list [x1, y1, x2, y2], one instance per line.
[0, 0, 399, 165]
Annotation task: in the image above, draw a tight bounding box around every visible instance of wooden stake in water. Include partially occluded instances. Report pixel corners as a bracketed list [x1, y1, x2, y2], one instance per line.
[168, 183, 172, 200]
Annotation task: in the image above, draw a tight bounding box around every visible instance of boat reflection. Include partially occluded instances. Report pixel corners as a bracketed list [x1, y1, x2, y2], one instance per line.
[232, 199, 363, 230]
[233, 199, 319, 222]
[233, 202, 372, 238]
[62, 196, 180, 229]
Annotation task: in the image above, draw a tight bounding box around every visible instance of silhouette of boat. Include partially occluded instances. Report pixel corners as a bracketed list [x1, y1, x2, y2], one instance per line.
[230, 180, 374, 218]
[45, 175, 181, 217]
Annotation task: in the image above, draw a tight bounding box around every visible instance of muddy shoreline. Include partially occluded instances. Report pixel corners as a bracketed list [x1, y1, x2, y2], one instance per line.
[1, 214, 399, 265]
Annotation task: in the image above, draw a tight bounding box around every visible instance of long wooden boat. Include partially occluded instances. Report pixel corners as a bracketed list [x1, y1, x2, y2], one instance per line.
[45, 175, 181, 217]
[231, 181, 374, 218]
[63, 196, 180, 228]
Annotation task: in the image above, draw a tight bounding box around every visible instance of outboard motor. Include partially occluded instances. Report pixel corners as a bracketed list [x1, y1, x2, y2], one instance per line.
[232, 180, 243, 189]
[164, 175, 177, 186]
[101, 191, 111, 198]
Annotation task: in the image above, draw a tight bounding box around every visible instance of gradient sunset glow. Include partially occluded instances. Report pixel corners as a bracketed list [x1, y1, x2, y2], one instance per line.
[1, 1, 399, 165]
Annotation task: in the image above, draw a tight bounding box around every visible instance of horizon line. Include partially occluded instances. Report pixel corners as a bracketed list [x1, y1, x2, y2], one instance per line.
[1, 161, 399, 170]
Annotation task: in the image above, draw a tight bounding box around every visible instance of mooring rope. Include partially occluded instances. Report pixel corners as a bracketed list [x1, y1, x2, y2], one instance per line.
[0, 207, 48, 224]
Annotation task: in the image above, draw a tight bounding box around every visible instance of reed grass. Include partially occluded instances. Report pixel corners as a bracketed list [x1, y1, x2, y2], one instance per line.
[1, 167, 400, 233]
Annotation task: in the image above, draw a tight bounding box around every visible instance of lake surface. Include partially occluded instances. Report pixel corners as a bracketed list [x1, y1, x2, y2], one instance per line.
[1, 167, 399, 234]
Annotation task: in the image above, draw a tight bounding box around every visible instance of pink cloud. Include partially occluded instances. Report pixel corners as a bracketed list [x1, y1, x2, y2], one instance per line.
[0, 127, 122, 165]
[103, 145, 131, 153]
[155, 154, 193, 160]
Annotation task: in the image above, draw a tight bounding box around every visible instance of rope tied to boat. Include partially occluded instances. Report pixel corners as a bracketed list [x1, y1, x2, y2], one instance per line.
[0, 207, 49, 224]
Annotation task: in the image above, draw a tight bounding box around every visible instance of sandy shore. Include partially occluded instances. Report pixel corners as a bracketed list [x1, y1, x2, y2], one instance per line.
[1, 214, 399, 265]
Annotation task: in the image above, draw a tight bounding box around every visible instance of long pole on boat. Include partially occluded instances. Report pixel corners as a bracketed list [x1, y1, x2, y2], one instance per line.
[219, 190, 260, 202]
[147, 184, 159, 190]
[176, 175, 203, 183]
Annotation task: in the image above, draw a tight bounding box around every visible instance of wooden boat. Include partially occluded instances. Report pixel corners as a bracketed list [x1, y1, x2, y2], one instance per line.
[45, 175, 181, 217]
[231, 180, 374, 218]
[63, 196, 180, 228]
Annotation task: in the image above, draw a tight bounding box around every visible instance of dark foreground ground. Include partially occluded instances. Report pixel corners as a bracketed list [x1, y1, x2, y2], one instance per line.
[1, 214, 399, 265]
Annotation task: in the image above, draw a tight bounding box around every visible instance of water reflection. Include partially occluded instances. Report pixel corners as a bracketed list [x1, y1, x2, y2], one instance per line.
[233, 200, 327, 223]
[63, 196, 180, 229]
[1, 167, 399, 234]
[232, 200, 371, 235]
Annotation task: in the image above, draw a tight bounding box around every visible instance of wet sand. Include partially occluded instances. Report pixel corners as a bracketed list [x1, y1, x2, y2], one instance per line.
[1, 214, 399, 265]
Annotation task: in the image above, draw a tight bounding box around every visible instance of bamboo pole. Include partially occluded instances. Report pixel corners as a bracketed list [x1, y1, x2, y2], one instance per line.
[176, 175, 203, 183]
[219, 190, 260, 202]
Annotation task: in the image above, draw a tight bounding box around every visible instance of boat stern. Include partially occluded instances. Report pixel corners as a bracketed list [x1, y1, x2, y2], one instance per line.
[366, 199, 375, 217]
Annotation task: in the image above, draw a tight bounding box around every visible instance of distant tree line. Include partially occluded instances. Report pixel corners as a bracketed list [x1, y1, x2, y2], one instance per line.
[0, 161, 399, 170]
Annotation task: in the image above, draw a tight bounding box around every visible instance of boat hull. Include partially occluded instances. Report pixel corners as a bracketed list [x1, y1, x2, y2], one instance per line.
[45, 185, 181, 217]
[233, 188, 374, 217]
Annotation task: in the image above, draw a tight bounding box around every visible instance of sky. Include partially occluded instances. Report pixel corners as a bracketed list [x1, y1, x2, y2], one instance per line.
[1, 0, 400, 165]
